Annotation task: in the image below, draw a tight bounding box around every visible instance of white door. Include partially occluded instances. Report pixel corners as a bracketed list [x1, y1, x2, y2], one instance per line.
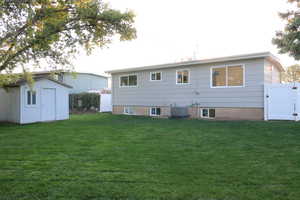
[100, 94, 112, 112]
[266, 84, 296, 120]
[41, 88, 56, 121]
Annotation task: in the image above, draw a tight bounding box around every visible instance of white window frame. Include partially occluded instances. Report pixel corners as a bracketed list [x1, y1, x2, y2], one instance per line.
[25, 89, 37, 107]
[201, 108, 215, 119]
[149, 107, 161, 116]
[210, 64, 245, 88]
[123, 107, 135, 115]
[119, 74, 138, 88]
[176, 69, 190, 85]
[150, 72, 162, 81]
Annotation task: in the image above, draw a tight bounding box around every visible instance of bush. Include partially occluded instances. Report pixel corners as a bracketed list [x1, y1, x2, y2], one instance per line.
[69, 93, 100, 113]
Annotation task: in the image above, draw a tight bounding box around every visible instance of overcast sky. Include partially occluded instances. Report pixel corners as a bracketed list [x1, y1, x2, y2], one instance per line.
[72, 0, 297, 76]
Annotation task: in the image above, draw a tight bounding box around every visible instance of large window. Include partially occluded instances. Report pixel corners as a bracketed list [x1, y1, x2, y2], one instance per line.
[212, 65, 244, 87]
[176, 70, 189, 84]
[26, 90, 37, 106]
[120, 75, 137, 87]
[150, 72, 162, 81]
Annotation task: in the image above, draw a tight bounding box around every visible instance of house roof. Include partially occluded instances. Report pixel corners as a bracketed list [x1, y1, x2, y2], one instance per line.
[5, 77, 73, 88]
[105, 52, 285, 74]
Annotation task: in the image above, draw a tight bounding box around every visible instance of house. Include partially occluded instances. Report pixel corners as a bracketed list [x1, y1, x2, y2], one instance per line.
[106, 52, 284, 120]
[0, 77, 72, 124]
[33, 71, 109, 94]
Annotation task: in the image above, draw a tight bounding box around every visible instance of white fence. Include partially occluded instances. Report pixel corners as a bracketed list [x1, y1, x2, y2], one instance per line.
[100, 94, 112, 112]
[264, 83, 300, 121]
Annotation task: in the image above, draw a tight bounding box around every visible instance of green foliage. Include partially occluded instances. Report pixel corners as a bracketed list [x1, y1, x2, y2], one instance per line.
[0, 0, 136, 84]
[273, 0, 300, 59]
[1, 114, 300, 199]
[282, 64, 300, 82]
[0, 73, 21, 87]
[69, 92, 100, 112]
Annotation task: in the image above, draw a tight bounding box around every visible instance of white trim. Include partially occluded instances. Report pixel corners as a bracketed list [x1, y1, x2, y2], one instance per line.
[19, 86, 23, 124]
[150, 71, 162, 81]
[201, 108, 216, 119]
[210, 64, 245, 88]
[119, 74, 138, 88]
[149, 107, 161, 116]
[176, 69, 190, 85]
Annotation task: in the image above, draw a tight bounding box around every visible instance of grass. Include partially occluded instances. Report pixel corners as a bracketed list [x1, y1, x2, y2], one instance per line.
[0, 114, 300, 200]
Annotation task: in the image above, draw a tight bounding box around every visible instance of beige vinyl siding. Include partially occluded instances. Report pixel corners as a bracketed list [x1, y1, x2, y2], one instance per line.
[112, 58, 265, 108]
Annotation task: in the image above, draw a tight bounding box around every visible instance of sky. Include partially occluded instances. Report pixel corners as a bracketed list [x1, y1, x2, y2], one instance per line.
[71, 0, 297, 76]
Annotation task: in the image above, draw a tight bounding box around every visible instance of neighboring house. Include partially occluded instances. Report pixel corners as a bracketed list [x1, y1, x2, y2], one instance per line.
[106, 52, 284, 120]
[0, 77, 71, 124]
[33, 71, 109, 94]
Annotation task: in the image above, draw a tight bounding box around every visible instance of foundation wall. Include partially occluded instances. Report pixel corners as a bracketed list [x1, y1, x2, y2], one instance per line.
[113, 106, 263, 120]
[113, 105, 171, 118]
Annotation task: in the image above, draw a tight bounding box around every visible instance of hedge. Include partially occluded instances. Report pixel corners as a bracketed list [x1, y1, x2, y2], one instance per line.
[69, 93, 100, 113]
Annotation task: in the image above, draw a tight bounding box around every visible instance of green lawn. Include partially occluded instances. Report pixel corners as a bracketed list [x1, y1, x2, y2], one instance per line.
[1, 114, 300, 200]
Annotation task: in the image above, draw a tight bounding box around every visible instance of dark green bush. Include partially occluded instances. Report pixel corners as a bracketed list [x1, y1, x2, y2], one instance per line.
[69, 93, 100, 113]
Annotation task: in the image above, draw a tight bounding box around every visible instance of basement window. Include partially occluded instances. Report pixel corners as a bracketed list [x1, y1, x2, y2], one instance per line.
[123, 107, 135, 115]
[201, 108, 215, 118]
[150, 107, 161, 116]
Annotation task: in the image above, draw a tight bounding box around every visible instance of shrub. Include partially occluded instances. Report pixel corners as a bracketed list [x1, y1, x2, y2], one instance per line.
[69, 93, 100, 113]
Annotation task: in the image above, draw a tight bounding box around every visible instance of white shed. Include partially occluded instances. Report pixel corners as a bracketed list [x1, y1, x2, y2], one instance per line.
[0, 77, 72, 124]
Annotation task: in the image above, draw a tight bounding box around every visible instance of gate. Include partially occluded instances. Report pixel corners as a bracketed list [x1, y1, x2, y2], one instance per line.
[265, 83, 300, 121]
[100, 94, 112, 112]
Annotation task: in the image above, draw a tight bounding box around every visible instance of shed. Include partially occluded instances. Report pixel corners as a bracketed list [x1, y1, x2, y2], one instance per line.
[0, 77, 72, 124]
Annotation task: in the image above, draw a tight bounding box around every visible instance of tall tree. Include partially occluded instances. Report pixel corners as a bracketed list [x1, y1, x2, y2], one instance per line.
[0, 0, 136, 85]
[282, 64, 300, 82]
[273, 0, 300, 60]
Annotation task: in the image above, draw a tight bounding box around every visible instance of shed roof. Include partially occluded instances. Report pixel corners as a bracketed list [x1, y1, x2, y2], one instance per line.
[5, 77, 73, 88]
[31, 71, 108, 79]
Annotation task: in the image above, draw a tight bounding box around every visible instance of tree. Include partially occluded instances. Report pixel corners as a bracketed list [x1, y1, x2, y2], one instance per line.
[273, 0, 300, 60]
[0, 0, 136, 86]
[282, 64, 300, 82]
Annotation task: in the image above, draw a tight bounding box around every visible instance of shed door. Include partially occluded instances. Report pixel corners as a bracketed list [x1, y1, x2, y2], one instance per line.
[266, 84, 296, 120]
[41, 88, 56, 121]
